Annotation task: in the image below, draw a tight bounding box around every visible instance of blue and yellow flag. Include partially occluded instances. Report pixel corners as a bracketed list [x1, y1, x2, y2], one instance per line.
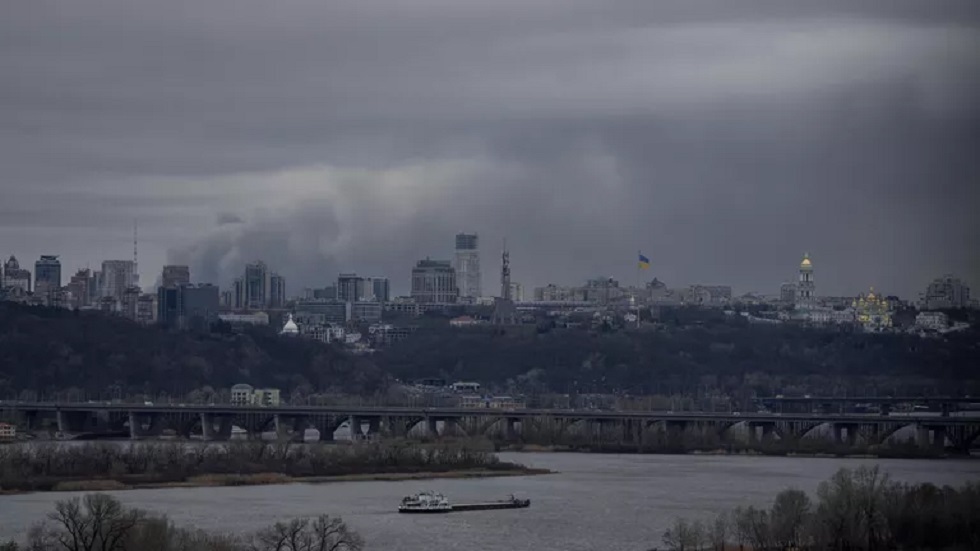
[638, 253, 650, 269]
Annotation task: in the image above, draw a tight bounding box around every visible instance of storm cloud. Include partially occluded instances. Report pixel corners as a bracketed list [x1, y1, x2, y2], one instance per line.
[2, 0, 978, 297]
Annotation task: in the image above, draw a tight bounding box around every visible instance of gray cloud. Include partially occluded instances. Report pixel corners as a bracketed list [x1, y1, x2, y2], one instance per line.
[1, 1, 978, 297]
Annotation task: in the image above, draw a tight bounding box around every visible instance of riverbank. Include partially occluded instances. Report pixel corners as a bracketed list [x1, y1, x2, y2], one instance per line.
[497, 442, 973, 459]
[1, 466, 553, 495]
[0, 439, 545, 494]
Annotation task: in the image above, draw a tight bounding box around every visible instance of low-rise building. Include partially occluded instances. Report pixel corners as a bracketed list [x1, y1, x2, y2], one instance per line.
[916, 311, 949, 332]
[0, 422, 16, 440]
[218, 312, 270, 326]
[459, 395, 526, 410]
[230, 384, 281, 406]
[351, 301, 382, 323]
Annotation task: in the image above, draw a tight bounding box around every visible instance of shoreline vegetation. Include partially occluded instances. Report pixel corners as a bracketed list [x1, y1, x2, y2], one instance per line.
[497, 439, 966, 460]
[0, 439, 550, 495]
[1, 493, 365, 551]
[657, 465, 980, 551]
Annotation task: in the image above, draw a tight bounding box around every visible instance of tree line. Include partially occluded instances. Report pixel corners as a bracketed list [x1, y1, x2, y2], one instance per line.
[2, 302, 979, 400]
[0, 440, 519, 492]
[0, 493, 361, 551]
[376, 311, 980, 398]
[0, 303, 387, 399]
[657, 465, 980, 551]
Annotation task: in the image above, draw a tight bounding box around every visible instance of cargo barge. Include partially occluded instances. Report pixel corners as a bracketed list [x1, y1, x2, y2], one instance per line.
[398, 492, 530, 513]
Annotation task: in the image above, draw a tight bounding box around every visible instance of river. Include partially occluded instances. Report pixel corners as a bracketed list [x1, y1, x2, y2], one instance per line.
[1, 452, 976, 550]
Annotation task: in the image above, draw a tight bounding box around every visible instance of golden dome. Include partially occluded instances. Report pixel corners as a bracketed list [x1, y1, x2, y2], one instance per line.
[800, 253, 812, 268]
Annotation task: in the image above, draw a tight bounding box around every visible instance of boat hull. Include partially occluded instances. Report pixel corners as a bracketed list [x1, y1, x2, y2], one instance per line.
[397, 507, 454, 514]
[452, 500, 530, 512]
[398, 500, 531, 513]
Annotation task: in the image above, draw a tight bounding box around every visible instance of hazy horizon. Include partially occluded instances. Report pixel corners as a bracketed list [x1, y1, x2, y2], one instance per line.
[2, 1, 978, 297]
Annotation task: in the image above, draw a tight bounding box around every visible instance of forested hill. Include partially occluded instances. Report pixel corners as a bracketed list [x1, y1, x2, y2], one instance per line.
[375, 317, 980, 397]
[2, 303, 979, 399]
[0, 303, 387, 398]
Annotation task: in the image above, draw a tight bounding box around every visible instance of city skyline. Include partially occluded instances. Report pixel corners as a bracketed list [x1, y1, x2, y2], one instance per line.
[1, 244, 974, 304]
[1, 2, 977, 299]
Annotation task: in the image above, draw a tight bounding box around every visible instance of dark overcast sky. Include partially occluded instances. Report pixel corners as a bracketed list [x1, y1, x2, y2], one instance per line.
[2, 0, 978, 297]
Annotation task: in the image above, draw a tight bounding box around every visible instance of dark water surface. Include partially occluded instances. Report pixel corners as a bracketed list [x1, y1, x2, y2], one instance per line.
[1, 452, 976, 550]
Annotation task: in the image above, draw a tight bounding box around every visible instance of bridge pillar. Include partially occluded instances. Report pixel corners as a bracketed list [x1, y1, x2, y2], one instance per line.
[366, 417, 381, 438]
[504, 418, 518, 441]
[916, 425, 931, 448]
[200, 413, 221, 441]
[426, 417, 439, 438]
[311, 416, 336, 442]
[56, 410, 87, 435]
[381, 416, 405, 439]
[347, 415, 366, 440]
[275, 414, 306, 441]
[760, 423, 775, 443]
[129, 412, 145, 440]
[929, 426, 946, 451]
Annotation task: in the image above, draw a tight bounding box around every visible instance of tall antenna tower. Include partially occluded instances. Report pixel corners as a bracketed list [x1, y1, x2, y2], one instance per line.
[133, 219, 139, 287]
[491, 238, 517, 325]
[500, 238, 511, 300]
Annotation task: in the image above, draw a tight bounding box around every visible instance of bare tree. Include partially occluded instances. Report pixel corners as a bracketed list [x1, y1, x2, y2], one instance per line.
[662, 518, 705, 551]
[770, 488, 812, 548]
[708, 512, 729, 551]
[43, 494, 144, 551]
[250, 515, 361, 551]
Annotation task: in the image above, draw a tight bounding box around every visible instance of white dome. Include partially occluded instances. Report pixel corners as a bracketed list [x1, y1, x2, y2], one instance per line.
[280, 313, 299, 335]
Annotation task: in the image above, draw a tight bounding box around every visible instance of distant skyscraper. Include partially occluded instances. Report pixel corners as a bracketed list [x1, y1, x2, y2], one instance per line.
[411, 258, 458, 304]
[67, 269, 94, 308]
[100, 260, 136, 301]
[244, 261, 268, 309]
[454, 233, 481, 299]
[337, 273, 364, 302]
[161, 265, 190, 288]
[34, 255, 62, 298]
[369, 277, 390, 303]
[232, 278, 245, 309]
[269, 273, 286, 307]
[797, 253, 815, 309]
[921, 275, 971, 310]
[336, 274, 389, 302]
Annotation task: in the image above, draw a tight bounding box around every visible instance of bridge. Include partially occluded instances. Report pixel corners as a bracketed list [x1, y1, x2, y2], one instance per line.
[3, 401, 979, 452]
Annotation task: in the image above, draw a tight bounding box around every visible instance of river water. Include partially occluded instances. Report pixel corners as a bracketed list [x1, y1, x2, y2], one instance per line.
[1, 452, 977, 551]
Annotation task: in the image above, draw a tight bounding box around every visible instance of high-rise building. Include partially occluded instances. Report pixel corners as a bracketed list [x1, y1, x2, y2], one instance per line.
[509, 282, 524, 302]
[180, 284, 220, 327]
[411, 258, 458, 304]
[337, 274, 389, 302]
[233, 278, 245, 309]
[269, 274, 286, 308]
[337, 273, 364, 302]
[370, 277, 390, 303]
[159, 284, 220, 328]
[797, 253, 815, 310]
[67, 269, 94, 308]
[100, 260, 136, 301]
[34, 255, 62, 298]
[244, 261, 268, 309]
[2, 256, 31, 293]
[161, 265, 190, 288]
[921, 275, 971, 310]
[454, 233, 481, 299]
